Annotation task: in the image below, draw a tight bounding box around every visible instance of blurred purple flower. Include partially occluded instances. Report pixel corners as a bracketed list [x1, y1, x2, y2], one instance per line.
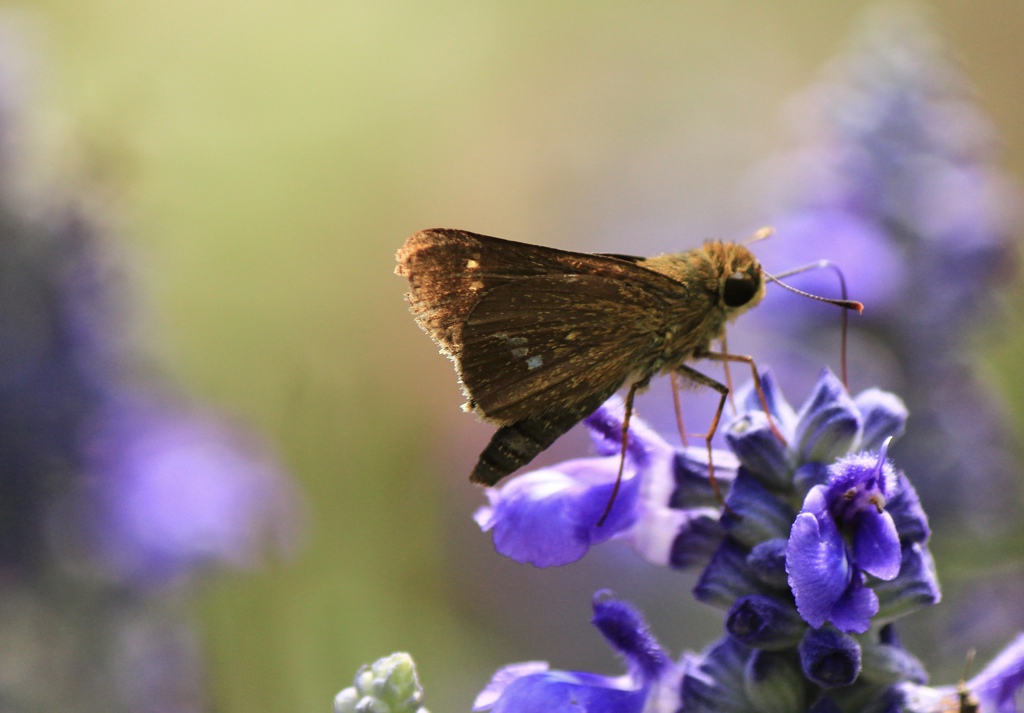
[0, 210, 117, 575]
[75, 393, 298, 586]
[473, 591, 676, 713]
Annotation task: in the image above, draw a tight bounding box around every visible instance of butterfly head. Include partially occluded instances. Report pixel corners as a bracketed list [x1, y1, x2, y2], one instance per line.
[710, 241, 766, 320]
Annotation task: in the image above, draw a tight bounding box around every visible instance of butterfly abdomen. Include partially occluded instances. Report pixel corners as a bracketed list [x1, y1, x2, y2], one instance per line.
[470, 390, 613, 485]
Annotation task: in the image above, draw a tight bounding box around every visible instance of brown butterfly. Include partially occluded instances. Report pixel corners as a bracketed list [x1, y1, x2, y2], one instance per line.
[396, 228, 859, 516]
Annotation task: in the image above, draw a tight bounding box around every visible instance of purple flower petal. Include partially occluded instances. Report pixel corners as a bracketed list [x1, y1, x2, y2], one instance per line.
[794, 369, 861, 463]
[722, 470, 797, 547]
[474, 670, 646, 713]
[746, 538, 790, 590]
[726, 594, 805, 649]
[886, 473, 930, 545]
[798, 626, 862, 688]
[680, 636, 754, 712]
[787, 488, 850, 629]
[632, 506, 722, 569]
[670, 448, 738, 508]
[853, 388, 908, 453]
[852, 508, 901, 580]
[874, 544, 941, 621]
[584, 396, 672, 469]
[591, 592, 671, 680]
[473, 662, 550, 710]
[826, 574, 878, 634]
[474, 457, 640, 568]
[737, 369, 797, 430]
[725, 411, 793, 489]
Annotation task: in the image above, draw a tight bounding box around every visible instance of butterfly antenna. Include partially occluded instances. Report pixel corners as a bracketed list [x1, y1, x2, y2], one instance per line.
[743, 226, 775, 246]
[961, 648, 976, 682]
[958, 648, 979, 713]
[763, 262, 862, 387]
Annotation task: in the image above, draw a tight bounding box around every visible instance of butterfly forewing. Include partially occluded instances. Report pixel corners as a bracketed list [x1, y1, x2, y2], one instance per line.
[397, 229, 634, 355]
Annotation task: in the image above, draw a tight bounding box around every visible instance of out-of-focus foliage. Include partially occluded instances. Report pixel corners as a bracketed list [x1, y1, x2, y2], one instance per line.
[0, 19, 297, 712]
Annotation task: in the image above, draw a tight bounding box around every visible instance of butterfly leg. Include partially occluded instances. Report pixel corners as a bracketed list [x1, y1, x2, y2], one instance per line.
[676, 364, 732, 505]
[596, 379, 642, 527]
[720, 329, 737, 413]
[701, 352, 786, 445]
[670, 371, 689, 447]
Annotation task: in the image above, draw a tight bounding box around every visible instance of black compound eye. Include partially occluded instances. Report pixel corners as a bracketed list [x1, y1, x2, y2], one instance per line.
[723, 271, 759, 307]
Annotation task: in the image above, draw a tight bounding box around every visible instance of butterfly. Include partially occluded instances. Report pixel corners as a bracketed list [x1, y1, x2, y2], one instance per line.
[396, 228, 859, 518]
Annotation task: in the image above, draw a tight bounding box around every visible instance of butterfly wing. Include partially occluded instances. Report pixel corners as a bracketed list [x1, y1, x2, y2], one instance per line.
[459, 273, 667, 423]
[397, 228, 721, 485]
[396, 228, 715, 422]
[396, 228, 627, 356]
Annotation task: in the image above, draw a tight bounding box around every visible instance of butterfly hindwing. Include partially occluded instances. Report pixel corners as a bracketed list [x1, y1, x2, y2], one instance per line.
[459, 273, 675, 423]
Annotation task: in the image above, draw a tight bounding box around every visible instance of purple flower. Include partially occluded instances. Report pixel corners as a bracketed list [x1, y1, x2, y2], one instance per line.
[473, 592, 675, 713]
[787, 443, 924, 633]
[696, 368, 923, 634]
[474, 396, 733, 568]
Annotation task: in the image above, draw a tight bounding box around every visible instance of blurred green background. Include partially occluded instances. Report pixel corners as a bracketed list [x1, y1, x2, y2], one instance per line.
[13, 1, 1024, 710]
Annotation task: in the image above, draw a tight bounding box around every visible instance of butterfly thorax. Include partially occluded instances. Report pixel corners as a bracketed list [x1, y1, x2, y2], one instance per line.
[638, 241, 766, 373]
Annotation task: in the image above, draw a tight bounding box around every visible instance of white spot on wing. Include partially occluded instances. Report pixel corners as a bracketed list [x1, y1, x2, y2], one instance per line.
[466, 259, 480, 269]
[526, 355, 543, 370]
